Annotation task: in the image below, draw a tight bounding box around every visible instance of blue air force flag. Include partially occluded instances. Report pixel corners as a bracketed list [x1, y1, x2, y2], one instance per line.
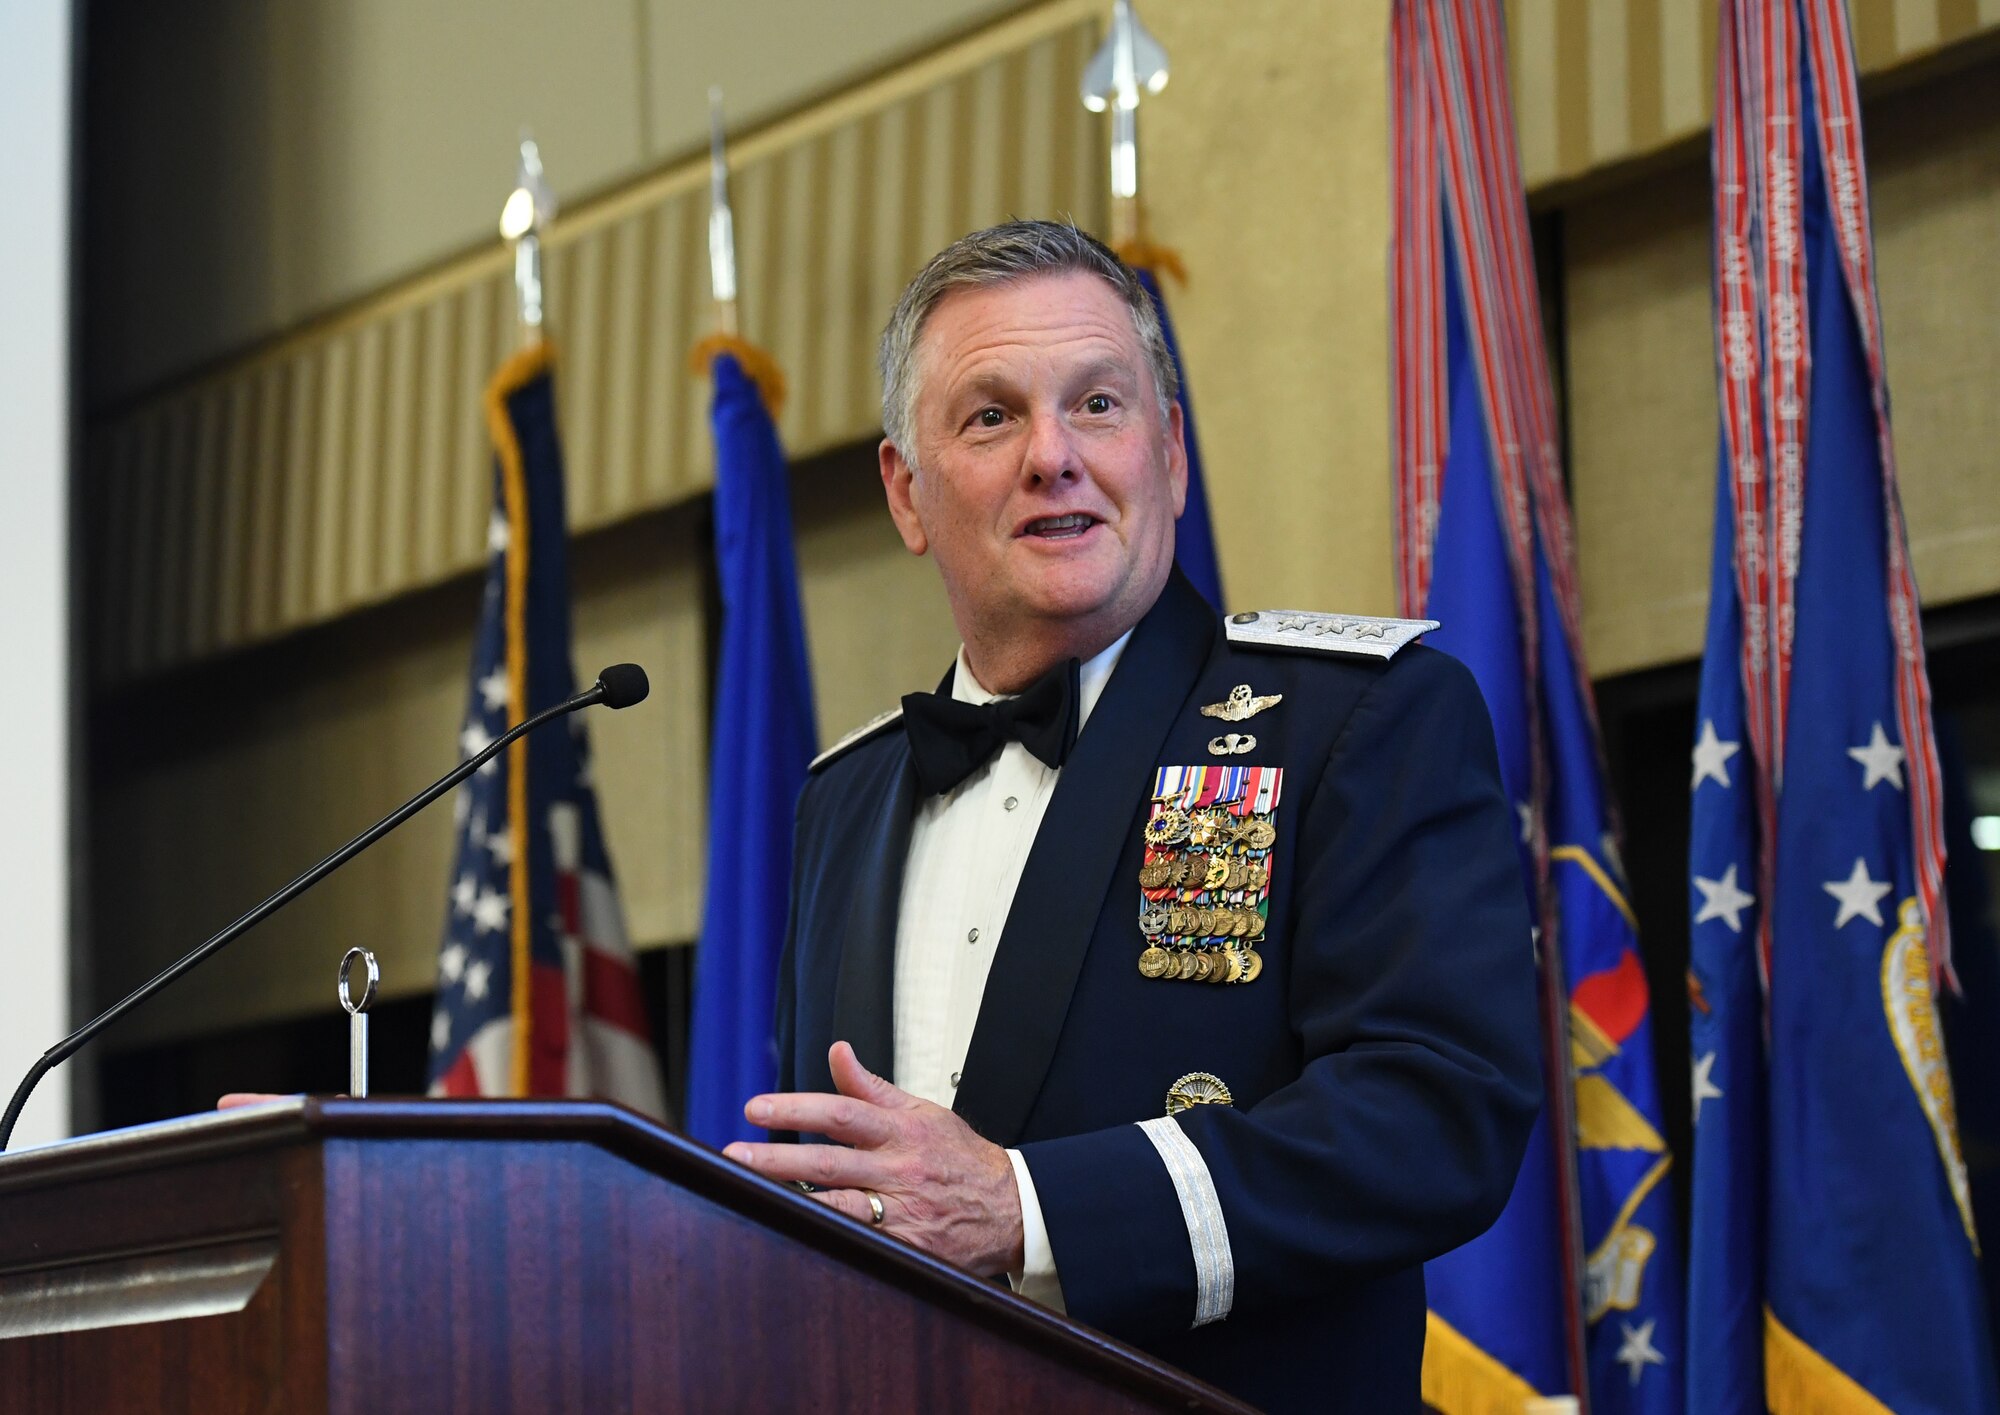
[684, 346, 818, 1148]
[1687, 3, 1997, 1410]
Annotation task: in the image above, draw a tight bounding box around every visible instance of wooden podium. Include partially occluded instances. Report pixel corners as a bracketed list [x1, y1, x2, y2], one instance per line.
[0, 1097, 1250, 1413]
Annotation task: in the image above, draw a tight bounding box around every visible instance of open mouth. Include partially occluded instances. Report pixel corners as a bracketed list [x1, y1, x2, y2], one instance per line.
[1020, 513, 1101, 541]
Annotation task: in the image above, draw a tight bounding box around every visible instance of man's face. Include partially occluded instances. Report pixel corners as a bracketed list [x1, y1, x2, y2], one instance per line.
[880, 271, 1187, 653]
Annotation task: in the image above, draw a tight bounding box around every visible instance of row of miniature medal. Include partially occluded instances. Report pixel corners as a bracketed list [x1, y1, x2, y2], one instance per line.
[1137, 762, 1284, 984]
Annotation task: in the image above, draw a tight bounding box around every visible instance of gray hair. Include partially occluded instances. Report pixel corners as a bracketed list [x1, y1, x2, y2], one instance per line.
[877, 219, 1179, 461]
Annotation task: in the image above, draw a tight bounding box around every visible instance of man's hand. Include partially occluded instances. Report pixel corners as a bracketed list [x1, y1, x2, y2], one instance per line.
[722, 1041, 1026, 1278]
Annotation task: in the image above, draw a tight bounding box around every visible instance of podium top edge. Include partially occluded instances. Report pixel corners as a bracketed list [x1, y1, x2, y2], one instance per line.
[0, 1096, 315, 1189]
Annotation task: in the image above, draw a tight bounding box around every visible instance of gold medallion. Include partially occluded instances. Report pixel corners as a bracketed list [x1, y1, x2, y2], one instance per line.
[1145, 808, 1192, 846]
[1138, 946, 1174, 979]
[1176, 952, 1204, 981]
[1247, 912, 1266, 939]
[1139, 859, 1174, 889]
[1240, 818, 1277, 850]
[1203, 856, 1230, 891]
[1165, 1071, 1235, 1115]
[1240, 949, 1264, 983]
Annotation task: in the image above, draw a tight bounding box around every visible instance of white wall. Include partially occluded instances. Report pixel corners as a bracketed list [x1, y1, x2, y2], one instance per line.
[0, 0, 73, 1148]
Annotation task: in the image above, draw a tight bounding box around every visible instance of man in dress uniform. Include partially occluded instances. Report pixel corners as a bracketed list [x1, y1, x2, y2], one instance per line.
[720, 220, 1541, 1414]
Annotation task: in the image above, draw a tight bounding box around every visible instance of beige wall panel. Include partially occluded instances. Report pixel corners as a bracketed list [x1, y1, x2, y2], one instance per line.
[377, 313, 421, 593]
[1863, 57, 2000, 610]
[1141, 0, 1396, 615]
[1565, 162, 1718, 679]
[1564, 55, 2000, 679]
[93, 510, 706, 1049]
[638, 0, 1027, 158]
[790, 449, 963, 745]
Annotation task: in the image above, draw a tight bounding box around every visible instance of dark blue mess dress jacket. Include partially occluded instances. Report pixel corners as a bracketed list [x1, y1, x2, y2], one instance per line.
[776, 570, 1542, 1414]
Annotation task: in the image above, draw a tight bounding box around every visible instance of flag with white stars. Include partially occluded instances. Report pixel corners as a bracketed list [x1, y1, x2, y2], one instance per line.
[1392, 3, 1683, 1409]
[425, 343, 666, 1120]
[1687, 4, 1994, 1411]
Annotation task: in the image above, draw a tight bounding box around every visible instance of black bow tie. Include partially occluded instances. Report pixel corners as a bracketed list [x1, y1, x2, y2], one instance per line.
[902, 658, 1081, 796]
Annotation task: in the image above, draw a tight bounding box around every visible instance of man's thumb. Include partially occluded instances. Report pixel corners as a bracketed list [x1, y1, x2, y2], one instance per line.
[828, 1040, 897, 1102]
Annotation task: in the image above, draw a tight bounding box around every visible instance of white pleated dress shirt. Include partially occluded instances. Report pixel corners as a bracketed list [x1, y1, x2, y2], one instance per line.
[891, 630, 1132, 1312]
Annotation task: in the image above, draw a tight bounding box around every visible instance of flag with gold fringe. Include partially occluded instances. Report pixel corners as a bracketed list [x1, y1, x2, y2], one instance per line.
[1686, 3, 1997, 1410]
[1391, 2, 1683, 1409]
[427, 343, 668, 1118]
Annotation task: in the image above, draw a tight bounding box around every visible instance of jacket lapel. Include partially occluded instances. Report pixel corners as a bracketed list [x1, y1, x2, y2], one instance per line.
[952, 573, 1216, 1145]
[821, 748, 919, 1089]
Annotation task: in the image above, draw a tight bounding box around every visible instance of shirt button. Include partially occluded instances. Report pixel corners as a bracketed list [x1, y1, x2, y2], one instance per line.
[967, 927, 980, 943]
[950, 1071, 963, 1088]
[1004, 795, 1019, 811]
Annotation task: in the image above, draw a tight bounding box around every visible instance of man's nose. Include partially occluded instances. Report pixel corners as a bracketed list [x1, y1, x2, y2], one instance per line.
[1020, 409, 1079, 486]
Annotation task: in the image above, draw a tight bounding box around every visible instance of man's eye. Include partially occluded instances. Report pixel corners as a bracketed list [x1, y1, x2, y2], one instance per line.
[1084, 394, 1113, 415]
[976, 408, 1005, 428]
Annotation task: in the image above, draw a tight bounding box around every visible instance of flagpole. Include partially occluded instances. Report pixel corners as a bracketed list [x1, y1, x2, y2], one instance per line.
[1082, 0, 1168, 251]
[1082, 2, 1221, 609]
[690, 90, 785, 414]
[707, 88, 740, 338]
[499, 134, 558, 347]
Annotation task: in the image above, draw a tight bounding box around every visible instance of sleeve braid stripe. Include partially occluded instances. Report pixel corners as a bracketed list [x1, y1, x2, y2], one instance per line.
[1136, 1116, 1235, 1326]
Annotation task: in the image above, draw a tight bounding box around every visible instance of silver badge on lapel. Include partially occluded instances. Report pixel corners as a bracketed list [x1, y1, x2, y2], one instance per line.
[1207, 733, 1256, 756]
[1201, 684, 1282, 722]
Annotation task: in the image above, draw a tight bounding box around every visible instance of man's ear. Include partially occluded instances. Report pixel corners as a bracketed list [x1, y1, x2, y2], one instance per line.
[1165, 401, 1189, 518]
[879, 438, 930, 556]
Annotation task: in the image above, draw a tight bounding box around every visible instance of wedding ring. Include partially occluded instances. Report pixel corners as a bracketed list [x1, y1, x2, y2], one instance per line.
[865, 1191, 886, 1226]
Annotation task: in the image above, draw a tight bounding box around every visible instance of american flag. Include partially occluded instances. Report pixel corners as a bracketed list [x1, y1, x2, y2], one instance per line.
[426, 343, 667, 1119]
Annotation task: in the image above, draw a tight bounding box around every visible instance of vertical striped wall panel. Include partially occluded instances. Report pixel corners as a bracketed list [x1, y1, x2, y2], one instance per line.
[85, 1, 1105, 686]
[84, 0, 1996, 685]
[1506, 0, 2000, 189]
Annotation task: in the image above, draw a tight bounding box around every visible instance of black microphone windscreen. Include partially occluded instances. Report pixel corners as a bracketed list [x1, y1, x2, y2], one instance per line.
[597, 664, 650, 710]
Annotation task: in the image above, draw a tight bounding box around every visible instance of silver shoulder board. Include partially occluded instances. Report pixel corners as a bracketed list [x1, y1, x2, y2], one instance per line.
[1224, 610, 1439, 661]
[809, 705, 905, 774]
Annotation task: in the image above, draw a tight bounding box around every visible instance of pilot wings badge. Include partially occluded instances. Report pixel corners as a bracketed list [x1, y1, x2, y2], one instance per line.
[1200, 684, 1282, 723]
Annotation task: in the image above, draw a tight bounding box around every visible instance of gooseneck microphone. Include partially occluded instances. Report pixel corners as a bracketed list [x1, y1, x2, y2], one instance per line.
[0, 664, 651, 1152]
